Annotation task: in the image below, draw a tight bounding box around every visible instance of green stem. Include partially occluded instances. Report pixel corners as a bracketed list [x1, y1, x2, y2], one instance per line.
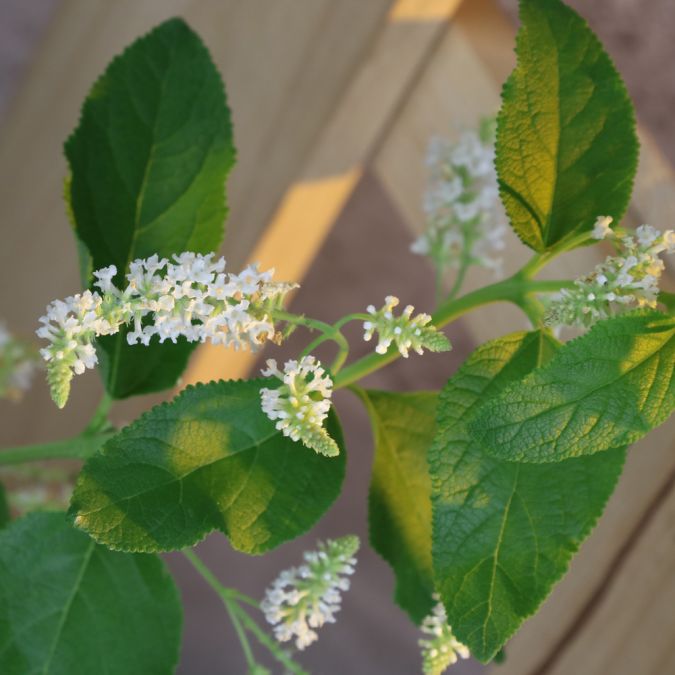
[444, 260, 469, 304]
[182, 550, 258, 670]
[434, 264, 445, 306]
[227, 600, 257, 671]
[84, 392, 114, 434]
[0, 432, 115, 467]
[233, 605, 309, 675]
[181, 550, 306, 674]
[272, 309, 333, 336]
[519, 231, 595, 279]
[333, 277, 573, 389]
[274, 309, 351, 374]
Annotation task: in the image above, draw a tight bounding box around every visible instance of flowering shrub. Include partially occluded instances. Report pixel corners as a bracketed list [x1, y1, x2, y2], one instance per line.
[0, 1, 674, 674]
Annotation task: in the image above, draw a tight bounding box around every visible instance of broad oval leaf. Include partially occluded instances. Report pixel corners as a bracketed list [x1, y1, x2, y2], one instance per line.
[496, 0, 638, 251]
[66, 18, 235, 398]
[360, 389, 436, 624]
[69, 379, 346, 554]
[468, 312, 675, 463]
[0, 512, 182, 674]
[429, 331, 625, 662]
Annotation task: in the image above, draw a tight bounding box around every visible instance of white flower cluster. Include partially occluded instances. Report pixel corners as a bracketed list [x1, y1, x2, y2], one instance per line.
[411, 119, 507, 277]
[260, 356, 338, 457]
[37, 252, 296, 407]
[261, 535, 359, 651]
[419, 595, 470, 675]
[546, 220, 675, 328]
[0, 322, 39, 401]
[363, 296, 451, 358]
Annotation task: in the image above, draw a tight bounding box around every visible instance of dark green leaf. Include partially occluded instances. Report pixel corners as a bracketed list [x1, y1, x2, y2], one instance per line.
[430, 331, 625, 661]
[496, 0, 638, 251]
[659, 290, 675, 314]
[69, 379, 345, 554]
[96, 332, 195, 400]
[0, 483, 9, 528]
[66, 18, 235, 398]
[360, 389, 436, 624]
[468, 312, 675, 462]
[0, 512, 182, 674]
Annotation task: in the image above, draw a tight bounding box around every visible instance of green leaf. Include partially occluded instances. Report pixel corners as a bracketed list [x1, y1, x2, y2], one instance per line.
[65, 18, 235, 399]
[430, 331, 625, 662]
[69, 379, 346, 554]
[468, 312, 675, 463]
[0, 512, 182, 674]
[0, 483, 9, 528]
[496, 0, 638, 251]
[95, 333, 195, 400]
[360, 389, 436, 624]
[659, 290, 675, 314]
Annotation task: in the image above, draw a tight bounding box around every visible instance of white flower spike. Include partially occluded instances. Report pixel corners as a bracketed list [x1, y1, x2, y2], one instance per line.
[412, 119, 507, 277]
[419, 595, 470, 675]
[363, 296, 451, 358]
[261, 535, 359, 651]
[260, 355, 338, 457]
[37, 252, 296, 407]
[546, 223, 675, 328]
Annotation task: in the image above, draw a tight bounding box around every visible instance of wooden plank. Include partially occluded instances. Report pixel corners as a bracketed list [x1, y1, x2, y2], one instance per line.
[370, 1, 675, 672]
[545, 467, 675, 675]
[183, 0, 464, 385]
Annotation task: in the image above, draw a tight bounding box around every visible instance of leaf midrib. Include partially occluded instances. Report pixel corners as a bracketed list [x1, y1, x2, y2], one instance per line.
[42, 540, 95, 674]
[482, 466, 518, 652]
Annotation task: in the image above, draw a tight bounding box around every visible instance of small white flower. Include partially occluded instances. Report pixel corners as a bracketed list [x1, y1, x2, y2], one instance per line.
[261, 535, 359, 651]
[636, 224, 659, 247]
[37, 252, 296, 407]
[546, 223, 675, 328]
[591, 215, 614, 240]
[363, 296, 451, 358]
[419, 595, 470, 675]
[260, 355, 338, 457]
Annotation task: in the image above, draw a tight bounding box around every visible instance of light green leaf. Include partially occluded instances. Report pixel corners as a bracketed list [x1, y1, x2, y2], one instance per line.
[0, 483, 9, 528]
[496, 0, 638, 251]
[360, 389, 436, 624]
[0, 512, 182, 674]
[468, 312, 675, 463]
[430, 331, 625, 662]
[69, 379, 345, 554]
[65, 18, 235, 399]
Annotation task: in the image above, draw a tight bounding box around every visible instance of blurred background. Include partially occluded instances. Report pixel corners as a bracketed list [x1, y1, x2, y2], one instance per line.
[1, 1, 674, 673]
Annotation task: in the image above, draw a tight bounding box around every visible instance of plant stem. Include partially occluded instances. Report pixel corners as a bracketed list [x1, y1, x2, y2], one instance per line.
[333, 277, 572, 388]
[444, 260, 469, 304]
[84, 392, 114, 434]
[233, 605, 309, 675]
[227, 600, 257, 671]
[272, 309, 333, 336]
[274, 309, 351, 374]
[181, 549, 306, 674]
[519, 231, 594, 278]
[0, 432, 115, 466]
[182, 550, 258, 670]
